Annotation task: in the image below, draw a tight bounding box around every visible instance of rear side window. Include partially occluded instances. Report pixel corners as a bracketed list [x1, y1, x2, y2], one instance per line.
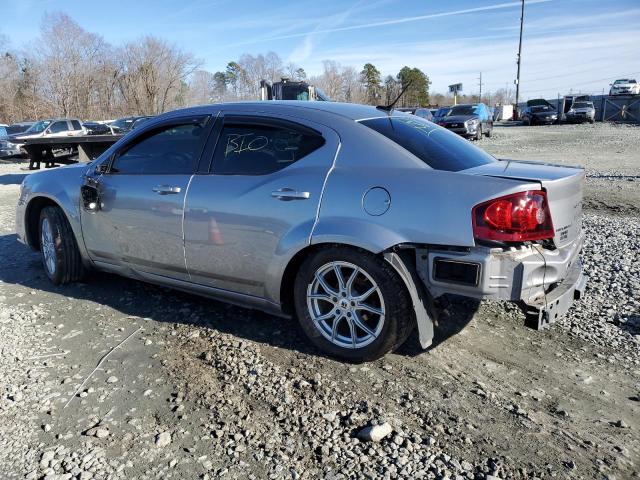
[212, 121, 325, 175]
[71, 120, 82, 130]
[360, 116, 497, 172]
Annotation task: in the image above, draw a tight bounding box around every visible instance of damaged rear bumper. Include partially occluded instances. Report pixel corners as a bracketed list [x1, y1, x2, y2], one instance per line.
[415, 233, 586, 329]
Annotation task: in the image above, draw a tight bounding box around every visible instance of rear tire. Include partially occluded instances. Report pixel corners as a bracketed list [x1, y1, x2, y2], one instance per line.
[294, 247, 414, 362]
[475, 125, 482, 141]
[39, 206, 84, 285]
[485, 126, 492, 138]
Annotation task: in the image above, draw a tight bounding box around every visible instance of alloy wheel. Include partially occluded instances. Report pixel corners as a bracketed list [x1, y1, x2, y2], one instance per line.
[306, 261, 385, 349]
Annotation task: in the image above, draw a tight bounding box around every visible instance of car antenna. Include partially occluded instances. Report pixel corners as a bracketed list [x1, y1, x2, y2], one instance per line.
[377, 81, 413, 112]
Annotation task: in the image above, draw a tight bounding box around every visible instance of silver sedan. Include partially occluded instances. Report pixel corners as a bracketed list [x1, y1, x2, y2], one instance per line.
[16, 102, 586, 361]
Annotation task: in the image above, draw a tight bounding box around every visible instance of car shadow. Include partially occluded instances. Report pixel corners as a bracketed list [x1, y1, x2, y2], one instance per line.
[1, 233, 477, 362]
[0, 173, 28, 185]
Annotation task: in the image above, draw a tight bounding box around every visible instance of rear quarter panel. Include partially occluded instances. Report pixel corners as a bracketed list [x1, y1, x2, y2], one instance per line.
[313, 122, 541, 249]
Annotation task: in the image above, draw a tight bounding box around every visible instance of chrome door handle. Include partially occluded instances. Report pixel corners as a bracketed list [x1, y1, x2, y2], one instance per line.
[152, 185, 181, 195]
[271, 188, 310, 200]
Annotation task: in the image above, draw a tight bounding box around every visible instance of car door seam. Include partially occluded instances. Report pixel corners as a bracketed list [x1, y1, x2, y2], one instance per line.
[182, 173, 195, 281]
[309, 141, 341, 244]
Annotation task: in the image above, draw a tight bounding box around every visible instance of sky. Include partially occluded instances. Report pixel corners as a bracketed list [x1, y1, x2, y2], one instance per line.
[1, 0, 639, 100]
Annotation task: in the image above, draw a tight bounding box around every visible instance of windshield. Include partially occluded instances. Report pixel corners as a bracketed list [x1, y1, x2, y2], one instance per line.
[614, 79, 633, 84]
[360, 115, 496, 172]
[531, 105, 554, 112]
[24, 120, 52, 134]
[573, 102, 593, 109]
[447, 105, 477, 116]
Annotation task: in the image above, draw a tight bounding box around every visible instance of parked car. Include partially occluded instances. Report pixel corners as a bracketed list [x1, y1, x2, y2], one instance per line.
[609, 78, 640, 96]
[16, 102, 586, 361]
[83, 121, 113, 135]
[413, 108, 433, 122]
[520, 104, 559, 125]
[109, 116, 153, 134]
[565, 101, 596, 123]
[131, 116, 154, 130]
[439, 103, 493, 140]
[11, 119, 87, 140]
[433, 106, 451, 124]
[0, 124, 22, 159]
[6, 121, 35, 135]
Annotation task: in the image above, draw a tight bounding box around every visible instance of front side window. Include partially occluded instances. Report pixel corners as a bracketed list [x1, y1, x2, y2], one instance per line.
[360, 116, 497, 172]
[71, 120, 82, 130]
[212, 121, 325, 175]
[110, 120, 207, 175]
[49, 121, 69, 134]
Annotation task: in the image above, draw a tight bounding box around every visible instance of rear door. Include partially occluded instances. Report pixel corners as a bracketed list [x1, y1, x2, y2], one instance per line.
[46, 121, 72, 137]
[183, 113, 339, 298]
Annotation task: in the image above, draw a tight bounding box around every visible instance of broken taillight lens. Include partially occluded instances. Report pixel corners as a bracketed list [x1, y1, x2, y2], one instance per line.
[472, 190, 554, 242]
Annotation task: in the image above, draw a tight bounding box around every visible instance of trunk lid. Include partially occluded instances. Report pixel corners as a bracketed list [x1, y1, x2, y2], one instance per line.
[464, 159, 585, 247]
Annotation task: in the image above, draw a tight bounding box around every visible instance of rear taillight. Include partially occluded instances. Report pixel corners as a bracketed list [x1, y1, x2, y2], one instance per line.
[472, 190, 554, 242]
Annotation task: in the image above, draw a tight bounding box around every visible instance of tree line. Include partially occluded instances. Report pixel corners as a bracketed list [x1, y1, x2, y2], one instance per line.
[0, 13, 513, 124]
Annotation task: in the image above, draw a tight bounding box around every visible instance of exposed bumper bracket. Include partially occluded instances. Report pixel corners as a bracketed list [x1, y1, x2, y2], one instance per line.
[523, 258, 586, 330]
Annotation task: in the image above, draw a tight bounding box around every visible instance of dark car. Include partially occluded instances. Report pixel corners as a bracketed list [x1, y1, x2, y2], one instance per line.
[6, 122, 35, 135]
[439, 103, 493, 140]
[520, 100, 558, 125]
[83, 122, 113, 135]
[109, 116, 153, 134]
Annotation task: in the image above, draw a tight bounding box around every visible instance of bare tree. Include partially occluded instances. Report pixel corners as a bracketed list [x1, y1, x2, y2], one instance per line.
[117, 36, 200, 115]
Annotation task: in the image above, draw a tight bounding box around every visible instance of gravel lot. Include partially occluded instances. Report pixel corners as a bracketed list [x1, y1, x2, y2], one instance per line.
[0, 122, 638, 479]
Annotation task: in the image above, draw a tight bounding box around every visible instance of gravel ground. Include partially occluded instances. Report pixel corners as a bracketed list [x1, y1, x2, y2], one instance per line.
[0, 122, 639, 479]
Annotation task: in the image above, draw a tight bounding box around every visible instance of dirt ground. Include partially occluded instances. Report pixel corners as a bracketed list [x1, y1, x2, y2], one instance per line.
[0, 122, 638, 480]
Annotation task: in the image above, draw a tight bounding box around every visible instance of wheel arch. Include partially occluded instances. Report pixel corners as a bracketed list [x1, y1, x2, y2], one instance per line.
[279, 241, 390, 316]
[24, 196, 62, 250]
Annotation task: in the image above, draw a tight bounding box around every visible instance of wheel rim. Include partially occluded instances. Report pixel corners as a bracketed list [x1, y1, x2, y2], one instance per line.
[41, 217, 56, 276]
[306, 261, 385, 349]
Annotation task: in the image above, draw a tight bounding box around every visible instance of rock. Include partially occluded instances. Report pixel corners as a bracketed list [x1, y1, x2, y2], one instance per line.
[156, 431, 172, 447]
[106, 376, 118, 383]
[85, 427, 110, 438]
[357, 422, 392, 442]
[611, 419, 629, 428]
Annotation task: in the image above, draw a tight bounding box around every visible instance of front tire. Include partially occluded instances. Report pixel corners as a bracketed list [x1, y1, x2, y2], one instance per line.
[39, 206, 84, 285]
[294, 247, 414, 362]
[475, 125, 482, 141]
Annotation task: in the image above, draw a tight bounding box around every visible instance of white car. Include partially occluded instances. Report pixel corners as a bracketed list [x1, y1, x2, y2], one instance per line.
[12, 118, 87, 141]
[609, 79, 640, 96]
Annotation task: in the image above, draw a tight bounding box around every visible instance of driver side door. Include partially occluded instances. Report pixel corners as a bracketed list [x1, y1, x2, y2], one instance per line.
[81, 115, 212, 281]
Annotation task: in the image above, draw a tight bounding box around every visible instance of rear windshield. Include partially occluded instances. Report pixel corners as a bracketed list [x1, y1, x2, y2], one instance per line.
[361, 116, 497, 172]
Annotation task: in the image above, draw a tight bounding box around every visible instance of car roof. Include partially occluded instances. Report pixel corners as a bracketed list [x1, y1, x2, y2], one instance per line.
[168, 101, 402, 122]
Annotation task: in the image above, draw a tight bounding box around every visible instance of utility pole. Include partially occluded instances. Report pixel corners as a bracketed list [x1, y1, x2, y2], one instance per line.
[514, 0, 525, 119]
[478, 72, 483, 102]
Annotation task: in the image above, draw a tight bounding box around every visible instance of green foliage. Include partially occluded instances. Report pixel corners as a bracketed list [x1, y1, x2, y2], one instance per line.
[397, 67, 431, 107]
[360, 63, 382, 104]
